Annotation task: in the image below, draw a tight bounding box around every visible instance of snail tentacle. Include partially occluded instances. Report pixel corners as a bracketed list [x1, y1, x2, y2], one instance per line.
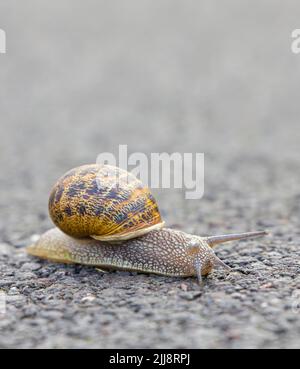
[213, 255, 232, 271]
[206, 231, 267, 248]
[194, 259, 203, 285]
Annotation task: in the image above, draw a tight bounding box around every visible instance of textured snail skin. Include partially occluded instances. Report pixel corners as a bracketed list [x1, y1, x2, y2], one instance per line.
[49, 164, 164, 241]
[27, 228, 220, 278]
[27, 228, 267, 282]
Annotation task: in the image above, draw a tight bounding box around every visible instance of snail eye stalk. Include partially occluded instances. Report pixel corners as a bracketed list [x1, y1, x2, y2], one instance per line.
[206, 231, 267, 248]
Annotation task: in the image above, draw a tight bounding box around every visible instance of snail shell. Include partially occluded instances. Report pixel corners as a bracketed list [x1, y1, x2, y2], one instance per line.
[49, 164, 164, 241]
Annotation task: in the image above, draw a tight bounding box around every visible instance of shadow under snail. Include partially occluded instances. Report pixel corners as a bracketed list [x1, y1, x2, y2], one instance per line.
[27, 164, 267, 283]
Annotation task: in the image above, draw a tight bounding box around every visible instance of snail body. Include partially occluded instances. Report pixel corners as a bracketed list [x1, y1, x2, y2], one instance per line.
[27, 164, 267, 283]
[27, 228, 217, 278]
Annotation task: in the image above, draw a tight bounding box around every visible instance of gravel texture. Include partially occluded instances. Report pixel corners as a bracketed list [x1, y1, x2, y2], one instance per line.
[0, 1, 300, 349]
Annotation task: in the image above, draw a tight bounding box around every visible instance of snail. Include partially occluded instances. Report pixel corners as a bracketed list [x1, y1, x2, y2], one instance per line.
[27, 164, 267, 283]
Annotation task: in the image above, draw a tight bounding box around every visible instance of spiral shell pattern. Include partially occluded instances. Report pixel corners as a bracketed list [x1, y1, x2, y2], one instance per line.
[49, 164, 164, 241]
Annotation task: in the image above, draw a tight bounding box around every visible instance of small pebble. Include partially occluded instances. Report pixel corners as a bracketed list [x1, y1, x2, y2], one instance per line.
[21, 262, 41, 271]
[30, 234, 41, 243]
[81, 295, 96, 303]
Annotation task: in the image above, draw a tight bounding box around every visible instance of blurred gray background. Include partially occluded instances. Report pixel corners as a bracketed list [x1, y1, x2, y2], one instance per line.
[0, 0, 299, 349]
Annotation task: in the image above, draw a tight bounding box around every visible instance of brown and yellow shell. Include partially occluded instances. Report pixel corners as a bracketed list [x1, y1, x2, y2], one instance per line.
[48, 164, 164, 241]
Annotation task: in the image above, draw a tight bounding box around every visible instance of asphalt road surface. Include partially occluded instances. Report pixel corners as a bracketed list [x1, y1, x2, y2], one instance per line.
[0, 1, 299, 348]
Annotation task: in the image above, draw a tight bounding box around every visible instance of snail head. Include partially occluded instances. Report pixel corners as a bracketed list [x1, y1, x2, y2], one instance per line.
[186, 237, 232, 284]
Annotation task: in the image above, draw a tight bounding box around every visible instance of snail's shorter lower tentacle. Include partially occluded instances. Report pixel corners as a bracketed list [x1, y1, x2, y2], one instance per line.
[194, 259, 203, 285]
[213, 255, 232, 271]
